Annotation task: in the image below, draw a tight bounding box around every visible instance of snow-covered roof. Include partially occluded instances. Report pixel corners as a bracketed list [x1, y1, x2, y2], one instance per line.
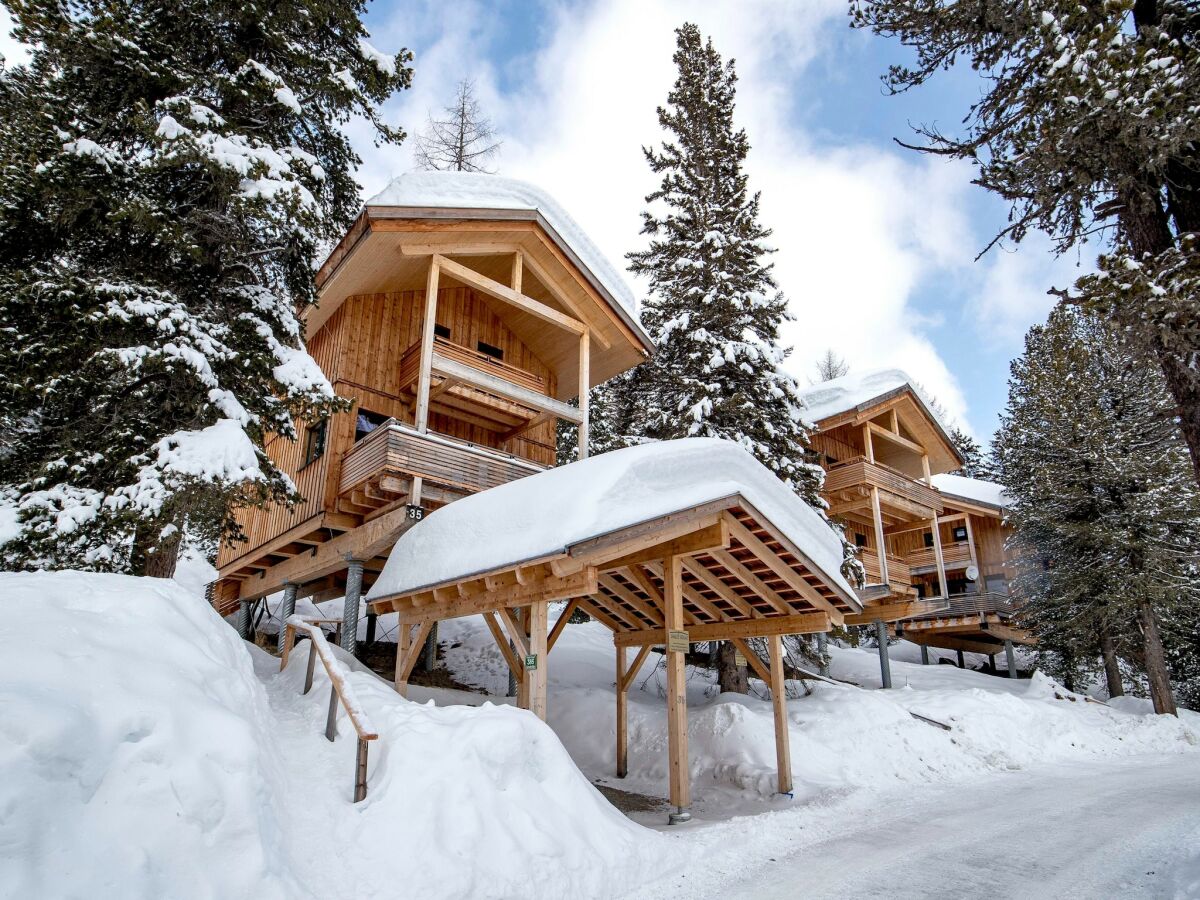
[798, 368, 945, 430]
[366, 172, 641, 320]
[368, 438, 857, 604]
[931, 474, 1009, 511]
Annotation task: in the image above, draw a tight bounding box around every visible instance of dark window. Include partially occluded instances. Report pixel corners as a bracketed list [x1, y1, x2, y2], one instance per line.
[434, 323, 451, 340]
[924, 532, 934, 548]
[477, 340, 504, 361]
[355, 408, 390, 442]
[854, 532, 868, 548]
[302, 420, 327, 467]
[952, 525, 968, 542]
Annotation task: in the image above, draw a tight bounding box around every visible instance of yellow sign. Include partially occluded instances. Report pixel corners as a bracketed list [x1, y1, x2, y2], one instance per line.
[734, 650, 747, 668]
[667, 630, 690, 653]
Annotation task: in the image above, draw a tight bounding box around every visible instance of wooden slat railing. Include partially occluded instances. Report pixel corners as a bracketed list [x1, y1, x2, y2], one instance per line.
[281, 616, 378, 802]
[859, 549, 912, 586]
[824, 457, 943, 514]
[905, 592, 1018, 621]
[906, 541, 973, 571]
[399, 336, 547, 396]
[339, 421, 547, 497]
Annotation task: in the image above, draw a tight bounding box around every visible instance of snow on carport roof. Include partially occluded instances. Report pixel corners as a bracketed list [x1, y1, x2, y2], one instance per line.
[367, 438, 857, 605]
[366, 171, 643, 322]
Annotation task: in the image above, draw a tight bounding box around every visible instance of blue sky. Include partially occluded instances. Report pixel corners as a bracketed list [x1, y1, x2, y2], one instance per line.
[0, 1, 1086, 445]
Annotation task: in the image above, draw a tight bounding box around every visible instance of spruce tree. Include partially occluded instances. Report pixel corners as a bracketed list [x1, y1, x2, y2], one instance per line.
[609, 23, 853, 692]
[948, 428, 985, 478]
[0, 0, 412, 575]
[994, 306, 1200, 713]
[853, 1, 1200, 491]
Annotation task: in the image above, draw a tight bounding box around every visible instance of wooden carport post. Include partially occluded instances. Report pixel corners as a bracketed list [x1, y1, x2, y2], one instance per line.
[663, 554, 691, 824]
[768, 634, 793, 796]
[527, 600, 549, 720]
[615, 643, 653, 779]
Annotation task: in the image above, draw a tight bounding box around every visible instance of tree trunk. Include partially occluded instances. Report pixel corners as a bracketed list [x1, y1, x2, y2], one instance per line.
[1148, 337, 1200, 489]
[716, 641, 748, 694]
[130, 520, 183, 579]
[1137, 601, 1177, 716]
[1099, 629, 1124, 699]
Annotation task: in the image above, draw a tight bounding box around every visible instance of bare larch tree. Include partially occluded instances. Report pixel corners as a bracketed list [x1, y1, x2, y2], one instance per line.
[414, 79, 500, 173]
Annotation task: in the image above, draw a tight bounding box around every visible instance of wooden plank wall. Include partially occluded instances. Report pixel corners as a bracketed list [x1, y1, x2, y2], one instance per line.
[217, 285, 557, 569]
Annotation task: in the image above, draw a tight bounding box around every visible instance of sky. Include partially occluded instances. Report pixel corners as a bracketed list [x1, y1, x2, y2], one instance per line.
[0, 1, 1089, 444]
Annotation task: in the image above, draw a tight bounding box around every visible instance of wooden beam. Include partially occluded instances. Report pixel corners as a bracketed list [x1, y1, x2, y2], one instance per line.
[613, 611, 831, 646]
[930, 513, 949, 599]
[723, 515, 841, 618]
[624, 565, 701, 626]
[620, 644, 655, 693]
[577, 329, 590, 460]
[575, 596, 626, 632]
[868, 420, 925, 456]
[663, 555, 690, 813]
[414, 257, 441, 434]
[527, 600, 548, 720]
[394, 620, 432, 696]
[387, 567, 597, 622]
[844, 598, 947, 625]
[599, 519, 730, 574]
[709, 548, 791, 616]
[616, 643, 628, 778]
[729, 637, 772, 683]
[498, 606, 531, 658]
[561, 502, 735, 572]
[601, 572, 664, 626]
[869, 486, 890, 585]
[768, 633, 793, 795]
[547, 598, 580, 652]
[483, 612, 523, 677]
[510, 251, 523, 294]
[516, 247, 613, 350]
[682, 557, 760, 619]
[434, 254, 585, 335]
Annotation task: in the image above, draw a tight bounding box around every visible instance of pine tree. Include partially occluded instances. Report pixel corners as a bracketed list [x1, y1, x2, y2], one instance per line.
[0, 0, 412, 575]
[609, 23, 852, 692]
[853, 1, 1200, 492]
[993, 305, 1200, 713]
[414, 79, 500, 173]
[948, 428, 985, 478]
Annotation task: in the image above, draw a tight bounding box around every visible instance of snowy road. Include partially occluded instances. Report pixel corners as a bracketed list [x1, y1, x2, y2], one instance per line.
[721, 757, 1200, 900]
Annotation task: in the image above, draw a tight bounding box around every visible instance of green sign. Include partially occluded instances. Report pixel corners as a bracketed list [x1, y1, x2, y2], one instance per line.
[524, 654, 538, 670]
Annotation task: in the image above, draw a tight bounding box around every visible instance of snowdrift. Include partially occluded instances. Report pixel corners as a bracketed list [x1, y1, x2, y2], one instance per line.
[0, 571, 660, 899]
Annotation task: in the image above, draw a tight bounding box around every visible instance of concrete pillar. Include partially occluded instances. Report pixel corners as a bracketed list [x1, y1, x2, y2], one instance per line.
[236, 600, 253, 641]
[341, 558, 364, 654]
[875, 619, 892, 689]
[1005, 639, 1017, 679]
[817, 631, 830, 677]
[956, 649, 966, 669]
[276, 582, 298, 652]
[920, 645, 930, 666]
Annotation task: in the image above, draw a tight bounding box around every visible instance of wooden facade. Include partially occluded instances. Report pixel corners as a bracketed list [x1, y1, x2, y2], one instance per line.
[210, 198, 652, 615]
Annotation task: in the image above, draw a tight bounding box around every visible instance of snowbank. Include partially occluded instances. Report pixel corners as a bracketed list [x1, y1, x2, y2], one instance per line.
[931, 472, 1009, 509]
[369, 438, 857, 603]
[0, 571, 300, 899]
[368, 171, 642, 320]
[0, 571, 661, 899]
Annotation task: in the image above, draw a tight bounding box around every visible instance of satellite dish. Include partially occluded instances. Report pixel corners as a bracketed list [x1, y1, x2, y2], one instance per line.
[965, 565, 979, 582]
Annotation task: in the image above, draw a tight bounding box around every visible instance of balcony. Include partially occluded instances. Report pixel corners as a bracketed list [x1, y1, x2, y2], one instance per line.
[824, 458, 944, 520]
[859, 549, 912, 588]
[338, 422, 547, 509]
[905, 592, 1018, 622]
[398, 337, 581, 433]
[907, 540, 973, 573]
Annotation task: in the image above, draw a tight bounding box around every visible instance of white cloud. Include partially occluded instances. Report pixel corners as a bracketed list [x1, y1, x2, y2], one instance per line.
[0, 7, 31, 68]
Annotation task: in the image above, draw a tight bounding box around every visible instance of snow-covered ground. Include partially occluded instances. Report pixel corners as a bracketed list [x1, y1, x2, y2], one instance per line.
[3, 571, 1198, 899]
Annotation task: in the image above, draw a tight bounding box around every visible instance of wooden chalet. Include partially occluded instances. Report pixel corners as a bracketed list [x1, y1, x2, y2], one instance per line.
[210, 173, 653, 630]
[897, 474, 1035, 676]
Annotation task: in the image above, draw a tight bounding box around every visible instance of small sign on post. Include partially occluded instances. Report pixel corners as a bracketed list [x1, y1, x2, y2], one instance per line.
[667, 630, 690, 654]
[734, 649, 747, 668]
[524, 654, 538, 670]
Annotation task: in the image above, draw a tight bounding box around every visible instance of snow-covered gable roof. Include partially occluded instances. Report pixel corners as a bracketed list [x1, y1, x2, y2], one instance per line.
[931, 473, 1009, 511]
[798, 368, 943, 430]
[366, 171, 641, 321]
[368, 438, 857, 605]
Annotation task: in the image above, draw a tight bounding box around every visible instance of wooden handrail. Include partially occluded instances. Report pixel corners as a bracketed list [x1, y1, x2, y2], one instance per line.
[280, 616, 379, 801]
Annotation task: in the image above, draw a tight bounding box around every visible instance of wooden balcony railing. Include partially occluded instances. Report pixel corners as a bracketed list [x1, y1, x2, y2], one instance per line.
[907, 540, 973, 572]
[905, 592, 1018, 621]
[339, 421, 546, 498]
[825, 458, 944, 515]
[859, 549, 912, 587]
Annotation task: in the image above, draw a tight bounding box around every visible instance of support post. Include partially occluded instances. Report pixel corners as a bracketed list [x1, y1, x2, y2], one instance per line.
[930, 515, 949, 600]
[616, 645, 628, 778]
[1005, 639, 1017, 679]
[395, 622, 411, 696]
[304, 639, 318, 694]
[663, 555, 691, 824]
[920, 645, 930, 666]
[277, 582, 298, 652]
[325, 683, 339, 741]
[875, 619, 892, 689]
[237, 600, 253, 641]
[964, 514, 983, 595]
[517, 607, 531, 710]
[577, 330, 590, 460]
[768, 634, 792, 796]
[869, 487, 889, 585]
[364, 612, 377, 648]
[816, 631, 830, 677]
[956, 649, 966, 669]
[411, 257, 440, 507]
[528, 600, 548, 721]
[354, 738, 369, 803]
[341, 558, 364, 654]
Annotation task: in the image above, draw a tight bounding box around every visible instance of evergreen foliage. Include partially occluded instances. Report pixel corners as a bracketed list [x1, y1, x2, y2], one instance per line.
[0, 0, 412, 574]
[853, 0, 1200, 490]
[994, 306, 1200, 712]
[948, 427, 988, 479]
[414, 79, 500, 173]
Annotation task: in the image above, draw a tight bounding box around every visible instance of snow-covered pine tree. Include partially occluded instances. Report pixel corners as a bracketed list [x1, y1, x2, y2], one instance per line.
[613, 23, 852, 692]
[0, 0, 412, 576]
[994, 305, 1200, 713]
[948, 428, 985, 478]
[853, 1, 1200, 492]
[414, 79, 501, 173]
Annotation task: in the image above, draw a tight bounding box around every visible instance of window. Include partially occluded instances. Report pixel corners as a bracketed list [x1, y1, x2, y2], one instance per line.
[923, 532, 934, 548]
[854, 532, 868, 548]
[434, 323, 451, 340]
[477, 340, 504, 361]
[952, 525, 968, 542]
[302, 419, 327, 467]
[354, 408, 390, 442]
